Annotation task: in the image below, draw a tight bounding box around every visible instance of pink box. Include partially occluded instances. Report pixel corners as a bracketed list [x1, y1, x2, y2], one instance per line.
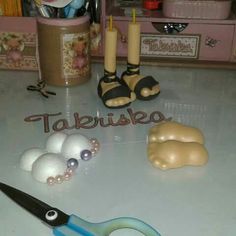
[163, 0, 232, 20]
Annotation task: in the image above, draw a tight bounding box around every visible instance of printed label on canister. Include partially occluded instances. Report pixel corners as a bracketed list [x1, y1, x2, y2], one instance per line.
[61, 32, 90, 80]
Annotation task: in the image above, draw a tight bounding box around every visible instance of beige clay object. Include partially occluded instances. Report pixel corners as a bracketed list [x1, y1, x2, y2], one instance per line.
[147, 121, 208, 170]
[121, 11, 160, 100]
[98, 16, 136, 108]
[148, 121, 205, 144]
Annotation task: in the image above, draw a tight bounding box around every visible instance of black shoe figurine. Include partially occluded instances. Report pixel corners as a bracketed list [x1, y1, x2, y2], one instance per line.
[97, 70, 136, 109]
[121, 62, 160, 101]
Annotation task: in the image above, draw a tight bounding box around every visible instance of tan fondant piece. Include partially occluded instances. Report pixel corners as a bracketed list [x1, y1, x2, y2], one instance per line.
[148, 121, 204, 144]
[148, 140, 208, 170]
[128, 22, 140, 65]
[100, 22, 136, 108]
[123, 19, 160, 99]
[147, 121, 208, 170]
[104, 27, 117, 74]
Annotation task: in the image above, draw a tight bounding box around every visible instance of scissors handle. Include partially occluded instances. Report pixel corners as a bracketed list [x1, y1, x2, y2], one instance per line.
[53, 215, 161, 236]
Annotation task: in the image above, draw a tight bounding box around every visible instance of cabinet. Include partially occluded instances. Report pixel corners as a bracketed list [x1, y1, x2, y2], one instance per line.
[103, 0, 236, 67]
[1, 0, 236, 71]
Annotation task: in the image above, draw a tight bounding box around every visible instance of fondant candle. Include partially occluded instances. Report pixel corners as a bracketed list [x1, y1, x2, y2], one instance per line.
[104, 16, 118, 73]
[128, 9, 141, 65]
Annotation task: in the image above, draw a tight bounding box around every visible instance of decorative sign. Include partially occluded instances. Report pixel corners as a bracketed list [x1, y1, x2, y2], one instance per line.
[24, 108, 172, 133]
[0, 32, 37, 70]
[141, 33, 200, 59]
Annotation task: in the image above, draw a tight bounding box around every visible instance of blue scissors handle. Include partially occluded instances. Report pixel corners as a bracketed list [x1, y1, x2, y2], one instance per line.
[54, 215, 161, 236]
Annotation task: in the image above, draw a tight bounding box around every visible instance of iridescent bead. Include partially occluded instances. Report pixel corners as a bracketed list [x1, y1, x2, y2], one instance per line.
[67, 158, 79, 170]
[55, 175, 64, 184]
[80, 149, 92, 161]
[47, 176, 55, 185]
[64, 172, 72, 181]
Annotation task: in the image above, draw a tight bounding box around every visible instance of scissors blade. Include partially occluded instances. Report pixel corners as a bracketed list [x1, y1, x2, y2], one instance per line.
[0, 182, 69, 227]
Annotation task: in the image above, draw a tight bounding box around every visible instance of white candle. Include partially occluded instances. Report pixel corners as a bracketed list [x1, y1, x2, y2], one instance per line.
[128, 9, 140, 65]
[104, 16, 117, 73]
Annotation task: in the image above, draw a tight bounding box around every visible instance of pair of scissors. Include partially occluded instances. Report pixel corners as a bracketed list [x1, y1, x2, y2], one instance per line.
[0, 182, 161, 236]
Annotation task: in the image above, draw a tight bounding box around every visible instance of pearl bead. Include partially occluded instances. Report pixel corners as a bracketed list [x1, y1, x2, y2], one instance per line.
[90, 138, 98, 144]
[92, 141, 99, 146]
[67, 168, 74, 174]
[93, 142, 100, 148]
[55, 175, 64, 184]
[67, 158, 79, 170]
[80, 149, 92, 161]
[90, 138, 100, 154]
[64, 172, 72, 181]
[47, 177, 55, 185]
[91, 148, 97, 156]
[93, 147, 100, 153]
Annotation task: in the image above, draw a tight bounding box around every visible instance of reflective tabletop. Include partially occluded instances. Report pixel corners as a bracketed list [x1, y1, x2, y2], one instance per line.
[0, 63, 236, 236]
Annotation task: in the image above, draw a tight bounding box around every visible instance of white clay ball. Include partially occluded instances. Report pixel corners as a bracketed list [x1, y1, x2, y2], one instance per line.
[61, 134, 91, 160]
[20, 148, 46, 171]
[46, 132, 68, 153]
[32, 153, 66, 183]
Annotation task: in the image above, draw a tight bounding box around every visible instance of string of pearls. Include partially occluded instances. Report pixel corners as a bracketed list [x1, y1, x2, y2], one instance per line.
[46, 138, 100, 185]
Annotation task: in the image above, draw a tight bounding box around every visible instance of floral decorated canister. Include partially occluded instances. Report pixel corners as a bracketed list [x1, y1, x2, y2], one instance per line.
[37, 15, 90, 86]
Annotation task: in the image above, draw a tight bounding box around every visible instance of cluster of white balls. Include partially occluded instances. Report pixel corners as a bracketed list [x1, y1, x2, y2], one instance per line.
[19, 132, 100, 185]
